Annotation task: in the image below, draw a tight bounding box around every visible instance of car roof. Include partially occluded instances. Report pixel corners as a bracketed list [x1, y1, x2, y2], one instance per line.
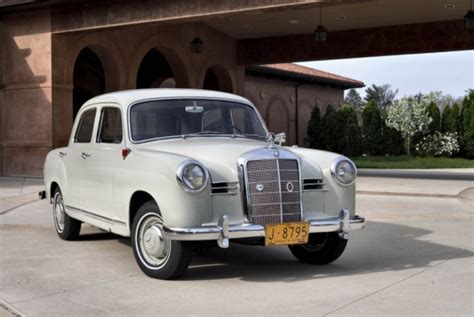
[82, 89, 253, 109]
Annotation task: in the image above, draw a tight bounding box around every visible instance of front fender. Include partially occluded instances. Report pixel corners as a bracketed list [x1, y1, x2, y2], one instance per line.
[114, 149, 213, 232]
[290, 147, 356, 217]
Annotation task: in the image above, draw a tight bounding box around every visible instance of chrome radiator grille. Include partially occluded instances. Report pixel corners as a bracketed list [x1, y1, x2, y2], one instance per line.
[245, 159, 302, 225]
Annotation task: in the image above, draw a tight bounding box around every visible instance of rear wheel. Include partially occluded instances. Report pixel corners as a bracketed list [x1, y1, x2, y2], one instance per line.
[132, 201, 193, 279]
[288, 232, 347, 265]
[53, 188, 81, 240]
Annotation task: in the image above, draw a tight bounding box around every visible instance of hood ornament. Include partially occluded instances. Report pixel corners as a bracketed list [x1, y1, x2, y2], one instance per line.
[266, 132, 286, 149]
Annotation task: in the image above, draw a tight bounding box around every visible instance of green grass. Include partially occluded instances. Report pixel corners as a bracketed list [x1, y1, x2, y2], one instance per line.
[351, 156, 474, 169]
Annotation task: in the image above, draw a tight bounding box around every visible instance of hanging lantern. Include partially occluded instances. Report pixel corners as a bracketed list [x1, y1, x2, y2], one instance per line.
[465, 8, 474, 29]
[314, 25, 328, 41]
[314, 6, 328, 42]
[191, 36, 204, 54]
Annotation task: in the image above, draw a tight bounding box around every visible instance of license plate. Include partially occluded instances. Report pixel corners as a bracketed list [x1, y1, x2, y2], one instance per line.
[265, 222, 309, 246]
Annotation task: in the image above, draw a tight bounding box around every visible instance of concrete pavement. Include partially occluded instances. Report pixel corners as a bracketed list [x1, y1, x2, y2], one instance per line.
[0, 176, 473, 316]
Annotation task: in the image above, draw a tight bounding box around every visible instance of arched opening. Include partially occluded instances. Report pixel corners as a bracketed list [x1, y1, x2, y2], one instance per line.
[136, 49, 181, 88]
[72, 47, 105, 119]
[267, 98, 289, 138]
[202, 65, 233, 93]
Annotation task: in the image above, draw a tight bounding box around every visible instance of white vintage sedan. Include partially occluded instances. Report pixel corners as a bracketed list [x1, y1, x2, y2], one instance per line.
[42, 89, 365, 279]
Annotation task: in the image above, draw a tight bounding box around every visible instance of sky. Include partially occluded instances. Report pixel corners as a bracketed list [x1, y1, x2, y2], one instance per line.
[298, 50, 473, 99]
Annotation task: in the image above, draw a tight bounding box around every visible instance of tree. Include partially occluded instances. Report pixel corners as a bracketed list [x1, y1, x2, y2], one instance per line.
[461, 90, 474, 158]
[361, 101, 384, 155]
[385, 98, 432, 155]
[344, 88, 363, 110]
[306, 106, 322, 149]
[425, 91, 458, 112]
[320, 105, 345, 153]
[339, 106, 363, 156]
[426, 101, 441, 134]
[364, 84, 398, 113]
[442, 103, 461, 134]
[383, 123, 405, 156]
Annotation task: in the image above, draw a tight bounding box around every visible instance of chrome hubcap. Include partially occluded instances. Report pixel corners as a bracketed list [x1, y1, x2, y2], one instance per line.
[138, 214, 171, 268]
[143, 225, 165, 258]
[53, 193, 65, 232]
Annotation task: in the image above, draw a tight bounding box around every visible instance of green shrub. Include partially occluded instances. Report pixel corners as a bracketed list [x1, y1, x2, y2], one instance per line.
[426, 101, 441, 134]
[320, 105, 345, 153]
[461, 91, 474, 158]
[339, 106, 363, 156]
[383, 124, 405, 156]
[306, 106, 321, 149]
[361, 101, 383, 155]
[442, 103, 461, 133]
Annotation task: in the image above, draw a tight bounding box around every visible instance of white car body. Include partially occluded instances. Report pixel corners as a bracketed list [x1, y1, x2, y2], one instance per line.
[43, 89, 365, 279]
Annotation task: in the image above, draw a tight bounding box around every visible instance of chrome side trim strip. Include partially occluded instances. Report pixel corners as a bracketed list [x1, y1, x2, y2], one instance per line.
[65, 205, 127, 226]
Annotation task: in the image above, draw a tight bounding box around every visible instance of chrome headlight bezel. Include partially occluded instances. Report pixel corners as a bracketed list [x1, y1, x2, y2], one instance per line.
[330, 156, 357, 187]
[176, 160, 209, 193]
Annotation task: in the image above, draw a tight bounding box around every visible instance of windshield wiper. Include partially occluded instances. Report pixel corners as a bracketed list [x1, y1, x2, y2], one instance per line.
[181, 131, 224, 139]
[232, 133, 266, 140]
[194, 131, 224, 135]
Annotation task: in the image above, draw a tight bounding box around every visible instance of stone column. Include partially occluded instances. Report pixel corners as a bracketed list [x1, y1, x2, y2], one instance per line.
[2, 10, 53, 176]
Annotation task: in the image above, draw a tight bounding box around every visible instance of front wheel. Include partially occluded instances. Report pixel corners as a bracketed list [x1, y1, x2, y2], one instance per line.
[132, 201, 193, 279]
[289, 232, 347, 265]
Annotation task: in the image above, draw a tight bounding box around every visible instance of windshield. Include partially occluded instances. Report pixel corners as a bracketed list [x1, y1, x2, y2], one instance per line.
[129, 99, 268, 142]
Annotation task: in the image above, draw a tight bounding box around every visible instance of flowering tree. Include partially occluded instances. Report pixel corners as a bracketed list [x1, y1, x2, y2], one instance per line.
[385, 98, 432, 155]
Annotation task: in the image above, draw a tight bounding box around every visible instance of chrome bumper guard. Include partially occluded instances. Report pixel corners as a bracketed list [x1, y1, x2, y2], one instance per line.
[163, 209, 366, 249]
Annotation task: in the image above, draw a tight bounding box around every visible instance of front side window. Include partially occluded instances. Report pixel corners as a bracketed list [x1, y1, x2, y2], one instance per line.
[130, 99, 267, 142]
[74, 108, 96, 143]
[97, 107, 123, 144]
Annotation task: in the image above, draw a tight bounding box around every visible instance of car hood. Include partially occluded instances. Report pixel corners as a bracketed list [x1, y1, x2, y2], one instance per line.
[138, 137, 268, 182]
[138, 137, 324, 182]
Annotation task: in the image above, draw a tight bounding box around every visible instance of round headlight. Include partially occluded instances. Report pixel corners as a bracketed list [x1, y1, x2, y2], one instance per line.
[177, 161, 208, 193]
[330, 157, 357, 186]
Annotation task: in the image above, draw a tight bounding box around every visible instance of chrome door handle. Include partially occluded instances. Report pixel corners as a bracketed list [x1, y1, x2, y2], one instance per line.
[59, 152, 67, 158]
[81, 152, 91, 159]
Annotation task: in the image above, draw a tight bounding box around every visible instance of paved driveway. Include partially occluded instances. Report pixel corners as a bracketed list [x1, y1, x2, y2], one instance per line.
[0, 178, 473, 316]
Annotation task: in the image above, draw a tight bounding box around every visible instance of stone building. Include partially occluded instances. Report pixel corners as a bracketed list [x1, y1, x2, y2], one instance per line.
[245, 63, 363, 145]
[0, 0, 470, 176]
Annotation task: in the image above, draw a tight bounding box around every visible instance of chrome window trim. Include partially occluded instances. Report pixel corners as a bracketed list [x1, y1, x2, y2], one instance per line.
[96, 105, 124, 144]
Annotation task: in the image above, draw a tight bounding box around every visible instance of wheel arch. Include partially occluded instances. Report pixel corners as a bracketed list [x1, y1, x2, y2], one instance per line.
[50, 181, 60, 203]
[129, 190, 159, 231]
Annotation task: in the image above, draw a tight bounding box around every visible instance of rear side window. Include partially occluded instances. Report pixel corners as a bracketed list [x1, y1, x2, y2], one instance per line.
[97, 107, 123, 144]
[74, 109, 96, 143]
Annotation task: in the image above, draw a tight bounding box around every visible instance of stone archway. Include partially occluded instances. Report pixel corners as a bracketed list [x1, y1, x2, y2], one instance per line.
[201, 65, 233, 93]
[266, 96, 290, 138]
[54, 34, 125, 147]
[72, 47, 105, 119]
[133, 46, 189, 89]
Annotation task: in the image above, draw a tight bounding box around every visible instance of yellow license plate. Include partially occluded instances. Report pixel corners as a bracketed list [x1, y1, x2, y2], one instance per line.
[265, 222, 310, 246]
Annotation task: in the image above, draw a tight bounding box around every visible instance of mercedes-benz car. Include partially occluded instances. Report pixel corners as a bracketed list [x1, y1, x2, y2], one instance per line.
[41, 89, 366, 279]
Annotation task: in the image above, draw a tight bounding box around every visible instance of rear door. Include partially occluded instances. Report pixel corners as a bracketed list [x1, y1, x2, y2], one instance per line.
[63, 107, 97, 210]
[81, 105, 124, 222]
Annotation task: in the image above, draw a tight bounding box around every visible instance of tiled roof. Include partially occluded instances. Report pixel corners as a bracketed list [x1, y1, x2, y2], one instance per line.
[246, 63, 364, 89]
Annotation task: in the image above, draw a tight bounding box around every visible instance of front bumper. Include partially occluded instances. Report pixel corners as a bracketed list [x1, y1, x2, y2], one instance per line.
[163, 209, 366, 248]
